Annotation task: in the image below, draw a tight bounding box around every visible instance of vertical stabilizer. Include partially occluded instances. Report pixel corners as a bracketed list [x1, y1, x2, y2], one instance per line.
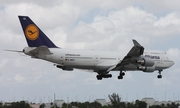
[18, 16, 58, 48]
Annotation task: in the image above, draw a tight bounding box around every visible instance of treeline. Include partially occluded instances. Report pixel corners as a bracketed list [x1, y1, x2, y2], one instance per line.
[0, 101, 31, 108]
[48, 100, 147, 108]
[0, 100, 179, 108]
[0, 93, 180, 108]
[40, 93, 180, 108]
[149, 102, 180, 108]
[40, 100, 180, 108]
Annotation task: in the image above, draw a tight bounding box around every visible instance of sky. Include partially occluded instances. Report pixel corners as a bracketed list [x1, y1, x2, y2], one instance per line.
[0, 0, 180, 103]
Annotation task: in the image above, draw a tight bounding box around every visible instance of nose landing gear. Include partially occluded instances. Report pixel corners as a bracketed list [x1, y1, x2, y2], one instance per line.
[157, 70, 162, 79]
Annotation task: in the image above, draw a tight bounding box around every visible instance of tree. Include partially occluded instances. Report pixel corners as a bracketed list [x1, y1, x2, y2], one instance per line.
[169, 102, 178, 108]
[51, 104, 60, 108]
[149, 105, 162, 108]
[108, 93, 121, 108]
[126, 102, 135, 108]
[70, 101, 79, 107]
[5, 101, 31, 108]
[39, 103, 45, 108]
[50, 102, 53, 106]
[0, 102, 3, 108]
[102, 106, 111, 108]
[90, 101, 102, 108]
[78, 103, 87, 108]
[135, 100, 147, 108]
[61, 103, 67, 108]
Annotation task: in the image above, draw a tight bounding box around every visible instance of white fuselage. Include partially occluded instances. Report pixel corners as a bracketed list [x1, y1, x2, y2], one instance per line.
[26, 48, 174, 72]
[17, 16, 175, 80]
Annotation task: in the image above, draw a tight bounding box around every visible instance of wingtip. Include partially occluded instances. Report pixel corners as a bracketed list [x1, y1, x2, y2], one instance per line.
[132, 39, 136, 42]
[132, 39, 141, 46]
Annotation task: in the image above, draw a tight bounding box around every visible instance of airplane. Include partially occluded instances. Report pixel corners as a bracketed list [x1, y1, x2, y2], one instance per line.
[7, 16, 174, 80]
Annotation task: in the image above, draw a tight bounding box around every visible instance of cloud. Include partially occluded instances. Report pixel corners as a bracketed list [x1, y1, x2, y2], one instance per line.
[66, 6, 180, 52]
[166, 48, 180, 82]
[167, 48, 180, 61]
[153, 77, 171, 86]
[55, 72, 77, 82]
[14, 74, 26, 83]
[0, 0, 180, 102]
[155, 12, 180, 27]
[0, 58, 9, 69]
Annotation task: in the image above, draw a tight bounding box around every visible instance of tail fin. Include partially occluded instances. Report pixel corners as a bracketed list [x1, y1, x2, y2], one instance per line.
[18, 16, 58, 48]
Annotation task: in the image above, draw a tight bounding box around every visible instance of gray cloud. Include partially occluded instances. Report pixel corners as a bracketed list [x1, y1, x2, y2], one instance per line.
[0, 0, 180, 102]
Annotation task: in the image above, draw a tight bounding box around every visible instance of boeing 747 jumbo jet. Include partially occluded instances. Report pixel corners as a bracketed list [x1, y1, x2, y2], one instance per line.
[8, 16, 174, 80]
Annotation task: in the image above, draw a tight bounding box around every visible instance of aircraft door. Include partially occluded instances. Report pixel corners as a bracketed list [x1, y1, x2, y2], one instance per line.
[58, 56, 64, 66]
[160, 53, 164, 65]
[94, 55, 99, 65]
[59, 53, 64, 65]
[60, 56, 64, 62]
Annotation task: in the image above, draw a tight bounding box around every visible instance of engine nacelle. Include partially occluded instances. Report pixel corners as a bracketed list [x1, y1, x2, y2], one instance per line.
[23, 47, 36, 55]
[138, 66, 155, 72]
[56, 65, 73, 71]
[136, 57, 154, 66]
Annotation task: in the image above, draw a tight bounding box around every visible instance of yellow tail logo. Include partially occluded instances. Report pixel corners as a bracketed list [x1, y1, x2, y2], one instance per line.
[25, 24, 39, 40]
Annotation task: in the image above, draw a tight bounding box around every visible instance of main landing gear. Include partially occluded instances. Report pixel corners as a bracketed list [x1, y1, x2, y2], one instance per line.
[96, 74, 112, 80]
[118, 71, 125, 80]
[157, 70, 162, 79]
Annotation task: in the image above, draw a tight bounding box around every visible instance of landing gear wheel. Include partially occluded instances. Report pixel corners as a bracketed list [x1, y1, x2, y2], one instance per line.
[157, 75, 162, 79]
[108, 74, 112, 78]
[96, 75, 102, 80]
[118, 76, 123, 79]
[122, 72, 125, 76]
[118, 70, 125, 79]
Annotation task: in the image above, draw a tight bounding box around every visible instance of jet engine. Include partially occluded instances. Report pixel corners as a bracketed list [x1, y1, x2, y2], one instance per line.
[138, 66, 155, 72]
[136, 57, 154, 66]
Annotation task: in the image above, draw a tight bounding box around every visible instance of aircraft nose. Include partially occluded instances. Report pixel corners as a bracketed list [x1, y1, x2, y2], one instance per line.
[170, 60, 174, 67]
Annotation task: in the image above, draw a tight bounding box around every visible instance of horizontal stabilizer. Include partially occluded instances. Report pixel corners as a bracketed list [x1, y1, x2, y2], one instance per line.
[4, 49, 23, 53]
[30, 46, 52, 55]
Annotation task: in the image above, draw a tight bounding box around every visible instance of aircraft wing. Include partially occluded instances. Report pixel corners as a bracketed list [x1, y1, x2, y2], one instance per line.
[117, 39, 144, 68]
[4, 46, 52, 57]
[127, 40, 144, 57]
[107, 40, 144, 72]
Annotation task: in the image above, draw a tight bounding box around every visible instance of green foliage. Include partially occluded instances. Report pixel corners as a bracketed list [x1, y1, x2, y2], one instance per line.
[0, 101, 31, 108]
[149, 105, 162, 108]
[147, 102, 180, 108]
[135, 100, 147, 108]
[0, 94, 180, 108]
[0, 102, 3, 108]
[51, 104, 60, 108]
[108, 93, 121, 108]
[126, 102, 136, 108]
[54, 100, 180, 108]
[39, 103, 45, 108]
